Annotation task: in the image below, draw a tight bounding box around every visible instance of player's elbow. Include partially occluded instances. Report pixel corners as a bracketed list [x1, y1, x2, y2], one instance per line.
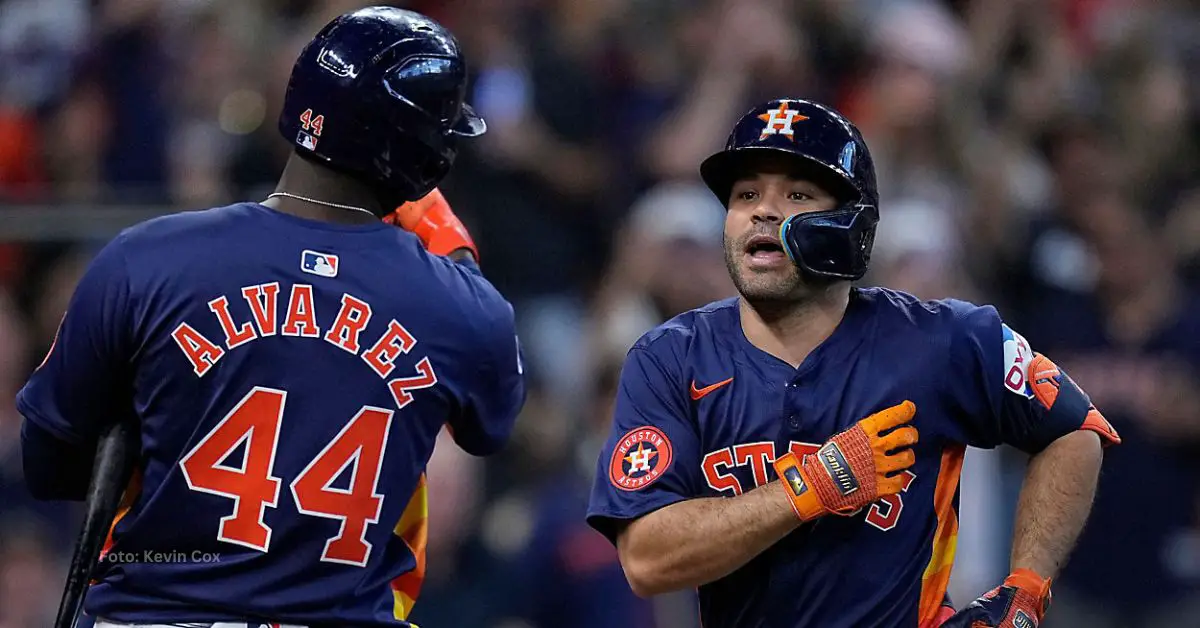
[620, 553, 667, 598]
[447, 422, 510, 457]
[448, 397, 523, 456]
[1042, 429, 1103, 459]
[21, 419, 92, 501]
[24, 474, 87, 501]
[1041, 429, 1104, 473]
[620, 552, 693, 598]
[616, 526, 679, 598]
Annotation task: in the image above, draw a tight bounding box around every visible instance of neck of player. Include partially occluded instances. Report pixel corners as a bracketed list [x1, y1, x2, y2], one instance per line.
[740, 283, 851, 369]
[262, 154, 388, 225]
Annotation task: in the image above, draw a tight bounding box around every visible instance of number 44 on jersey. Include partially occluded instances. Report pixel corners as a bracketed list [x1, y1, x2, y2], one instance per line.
[180, 387, 393, 567]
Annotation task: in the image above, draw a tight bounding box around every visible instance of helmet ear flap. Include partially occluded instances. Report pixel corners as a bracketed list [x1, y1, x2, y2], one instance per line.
[857, 220, 877, 270]
[378, 132, 453, 202]
[777, 204, 879, 281]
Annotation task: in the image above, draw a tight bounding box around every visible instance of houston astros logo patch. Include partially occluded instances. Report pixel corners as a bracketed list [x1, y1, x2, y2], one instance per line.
[758, 101, 808, 140]
[609, 426, 673, 491]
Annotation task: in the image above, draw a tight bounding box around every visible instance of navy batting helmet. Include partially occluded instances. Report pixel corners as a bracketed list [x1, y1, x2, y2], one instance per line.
[700, 99, 879, 281]
[279, 7, 485, 201]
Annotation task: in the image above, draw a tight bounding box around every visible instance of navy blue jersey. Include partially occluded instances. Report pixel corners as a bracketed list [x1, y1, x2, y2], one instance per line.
[16, 203, 526, 626]
[586, 288, 1117, 628]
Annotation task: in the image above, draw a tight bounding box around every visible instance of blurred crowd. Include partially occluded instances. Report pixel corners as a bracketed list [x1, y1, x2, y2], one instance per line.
[1, 0, 1199, 626]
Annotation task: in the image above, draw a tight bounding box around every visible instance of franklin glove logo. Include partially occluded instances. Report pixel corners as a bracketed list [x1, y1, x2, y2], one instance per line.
[818, 442, 859, 496]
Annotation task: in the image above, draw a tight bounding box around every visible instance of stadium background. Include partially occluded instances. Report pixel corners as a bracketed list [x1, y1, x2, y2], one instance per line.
[0, 0, 1198, 626]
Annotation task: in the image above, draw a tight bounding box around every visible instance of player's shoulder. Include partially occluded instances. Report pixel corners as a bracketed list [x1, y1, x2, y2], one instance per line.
[432, 257, 516, 329]
[858, 286, 1002, 338]
[119, 202, 259, 240]
[78, 204, 259, 277]
[104, 203, 262, 260]
[626, 297, 739, 367]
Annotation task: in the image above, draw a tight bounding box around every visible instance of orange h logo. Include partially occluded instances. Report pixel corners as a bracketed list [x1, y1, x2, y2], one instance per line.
[757, 102, 808, 140]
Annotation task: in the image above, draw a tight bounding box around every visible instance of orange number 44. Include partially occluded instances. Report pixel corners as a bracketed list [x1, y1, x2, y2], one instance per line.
[180, 387, 393, 567]
[299, 108, 325, 136]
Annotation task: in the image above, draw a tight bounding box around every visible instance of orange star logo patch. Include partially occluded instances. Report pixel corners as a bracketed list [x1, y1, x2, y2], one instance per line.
[758, 102, 809, 140]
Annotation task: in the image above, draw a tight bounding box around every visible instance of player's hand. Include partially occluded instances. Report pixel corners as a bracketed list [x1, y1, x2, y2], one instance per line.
[383, 188, 479, 261]
[773, 400, 918, 522]
[939, 569, 1052, 628]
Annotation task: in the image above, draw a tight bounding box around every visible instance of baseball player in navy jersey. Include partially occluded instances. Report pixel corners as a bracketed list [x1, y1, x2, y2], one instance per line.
[17, 7, 525, 627]
[586, 99, 1121, 628]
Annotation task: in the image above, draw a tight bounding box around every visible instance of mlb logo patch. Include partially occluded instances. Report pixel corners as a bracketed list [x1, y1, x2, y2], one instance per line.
[297, 130, 318, 151]
[301, 250, 338, 278]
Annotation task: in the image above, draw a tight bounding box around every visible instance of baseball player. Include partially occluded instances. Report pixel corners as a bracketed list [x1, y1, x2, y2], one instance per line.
[586, 99, 1121, 627]
[17, 7, 525, 627]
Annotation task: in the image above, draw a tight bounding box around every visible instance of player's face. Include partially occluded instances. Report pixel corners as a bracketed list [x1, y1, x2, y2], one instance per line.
[723, 164, 839, 303]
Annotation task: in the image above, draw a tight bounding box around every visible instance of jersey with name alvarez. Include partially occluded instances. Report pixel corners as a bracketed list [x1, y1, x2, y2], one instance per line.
[16, 203, 525, 626]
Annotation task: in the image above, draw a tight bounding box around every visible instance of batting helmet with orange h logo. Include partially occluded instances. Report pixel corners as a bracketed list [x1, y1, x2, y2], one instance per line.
[700, 99, 879, 281]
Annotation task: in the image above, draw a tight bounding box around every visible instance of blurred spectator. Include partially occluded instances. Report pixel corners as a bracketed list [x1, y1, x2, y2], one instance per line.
[0, 0, 88, 201]
[0, 516, 60, 627]
[506, 360, 665, 628]
[590, 180, 732, 361]
[72, 0, 173, 203]
[638, 0, 808, 181]
[440, 0, 626, 408]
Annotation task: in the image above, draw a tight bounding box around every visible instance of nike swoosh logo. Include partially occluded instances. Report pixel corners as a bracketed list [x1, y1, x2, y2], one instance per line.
[690, 377, 734, 400]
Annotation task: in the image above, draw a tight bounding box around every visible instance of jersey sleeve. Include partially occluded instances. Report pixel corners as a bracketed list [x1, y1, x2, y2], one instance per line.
[585, 344, 703, 545]
[445, 291, 527, 457]
[16, 238, 136, 446]
[945, 303, 1120, 453]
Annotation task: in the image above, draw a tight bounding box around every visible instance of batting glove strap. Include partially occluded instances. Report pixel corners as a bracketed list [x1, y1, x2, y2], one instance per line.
[774, 452, 821, 521]
[384, 188, 479, 260]
[774, 400, 918, 522]
[773, 427, 878, 522]
[1002, 568, 1052, 621]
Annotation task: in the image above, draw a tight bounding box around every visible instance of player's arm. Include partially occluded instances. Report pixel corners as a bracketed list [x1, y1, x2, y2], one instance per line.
[587, 346, 918, 597]
[614, 480, 798, 597]
[387, 188, 523, 452]
[16, 239, 137, 500]
[384, 188, 480, 264]
[942, 307, 1119, 627]
[1010, 428, 1102, 580]
[444, 292, 526, 456]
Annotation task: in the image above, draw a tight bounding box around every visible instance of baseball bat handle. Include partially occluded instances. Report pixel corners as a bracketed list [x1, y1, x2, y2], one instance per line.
[54, 419, 139, 628]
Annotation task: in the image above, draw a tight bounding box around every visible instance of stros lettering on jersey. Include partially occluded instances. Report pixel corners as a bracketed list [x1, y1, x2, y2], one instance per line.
[586, 287, 1118, 628]
[16, 203, 526, 627]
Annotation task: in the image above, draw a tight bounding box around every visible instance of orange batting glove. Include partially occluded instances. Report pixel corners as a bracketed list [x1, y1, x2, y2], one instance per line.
[939, 568, 1052, 628]
[383, 188, 479, 261]
[773, 401, 919, 522]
